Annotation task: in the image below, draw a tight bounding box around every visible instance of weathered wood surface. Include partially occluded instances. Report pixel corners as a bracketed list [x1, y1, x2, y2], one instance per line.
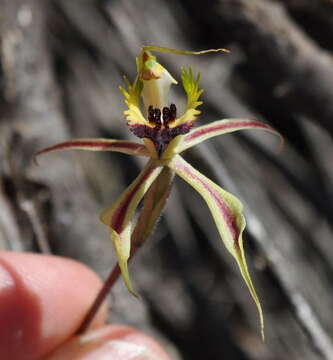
[1, 0, 333, 359]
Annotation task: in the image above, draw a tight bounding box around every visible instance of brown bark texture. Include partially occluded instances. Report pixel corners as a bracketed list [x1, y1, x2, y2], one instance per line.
[1, 0, 333, 359]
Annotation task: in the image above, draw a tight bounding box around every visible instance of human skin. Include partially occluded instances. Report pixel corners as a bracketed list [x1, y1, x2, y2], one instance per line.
[0, 252, 171, 360]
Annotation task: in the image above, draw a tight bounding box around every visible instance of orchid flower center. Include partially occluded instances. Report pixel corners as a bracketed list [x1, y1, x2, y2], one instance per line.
[130, 103, 192, 158]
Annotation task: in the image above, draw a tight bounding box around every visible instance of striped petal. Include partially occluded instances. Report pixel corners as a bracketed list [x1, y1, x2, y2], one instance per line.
[35, 138, 150, 161]
[174, 119, 282, 154]
[100, 160, 163, 294]
[168, 155, 264, 339]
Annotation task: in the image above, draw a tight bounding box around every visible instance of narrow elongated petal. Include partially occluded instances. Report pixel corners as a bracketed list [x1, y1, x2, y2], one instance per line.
[174, 119, 282, 154]
[35, 138, 150, 160]
[100, 160, 163, 293]
[168, 155, 264, 338]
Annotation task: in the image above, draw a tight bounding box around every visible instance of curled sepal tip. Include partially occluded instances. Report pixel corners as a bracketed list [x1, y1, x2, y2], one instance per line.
[110, 227, 138, 297]
[168, 155, 264, 339]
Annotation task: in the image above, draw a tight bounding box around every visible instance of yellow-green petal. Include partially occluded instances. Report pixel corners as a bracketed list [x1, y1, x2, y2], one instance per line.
[174, 119, 283, 154]
[35, 138, 150, 162]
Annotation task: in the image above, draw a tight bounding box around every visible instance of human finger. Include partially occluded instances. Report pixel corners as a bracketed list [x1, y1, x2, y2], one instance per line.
[0, 251, 107, 360]
[44, 325, 172, 360]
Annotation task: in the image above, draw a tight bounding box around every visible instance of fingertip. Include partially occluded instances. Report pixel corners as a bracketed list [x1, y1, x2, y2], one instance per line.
[0, 252, 107, 360]
[44, 325, 172, 360]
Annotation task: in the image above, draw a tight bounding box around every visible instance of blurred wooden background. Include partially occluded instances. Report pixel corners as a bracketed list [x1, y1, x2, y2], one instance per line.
[1, 0, 333, 359]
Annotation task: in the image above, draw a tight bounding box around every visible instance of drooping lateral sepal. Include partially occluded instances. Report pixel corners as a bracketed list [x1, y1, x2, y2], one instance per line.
[174, 119, 283, 154]
[35, 138, 150, 162]
[168, 155, 264, 339]
[132, 167, 175, 249]
[100, 160, 163, 294]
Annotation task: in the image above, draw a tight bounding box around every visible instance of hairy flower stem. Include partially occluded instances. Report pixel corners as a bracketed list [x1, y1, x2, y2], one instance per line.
[76, 168, 174, 335]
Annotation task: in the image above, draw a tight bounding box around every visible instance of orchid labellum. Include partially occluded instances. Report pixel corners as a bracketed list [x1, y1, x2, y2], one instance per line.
[37, 46, 282, 339]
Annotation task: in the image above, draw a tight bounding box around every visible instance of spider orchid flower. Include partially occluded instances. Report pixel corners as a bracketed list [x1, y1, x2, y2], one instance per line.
[36, 46, 282, 339]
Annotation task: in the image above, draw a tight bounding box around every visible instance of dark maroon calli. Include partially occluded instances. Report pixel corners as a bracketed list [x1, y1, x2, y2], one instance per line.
[129, 104, 193, 157]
